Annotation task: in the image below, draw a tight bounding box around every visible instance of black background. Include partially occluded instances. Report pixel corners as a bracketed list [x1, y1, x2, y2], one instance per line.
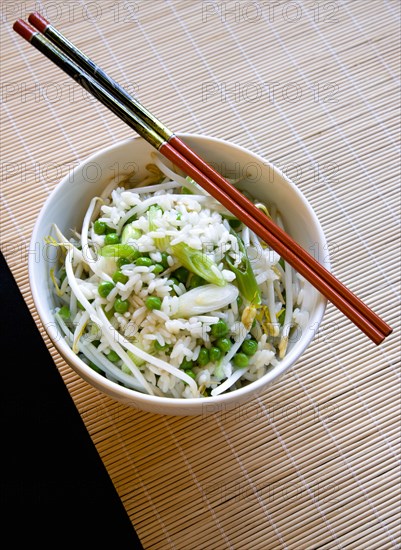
[1, 251, 144, 547]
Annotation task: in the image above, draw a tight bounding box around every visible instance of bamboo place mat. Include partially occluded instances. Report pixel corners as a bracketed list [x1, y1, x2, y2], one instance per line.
[1, 1, 400, 548]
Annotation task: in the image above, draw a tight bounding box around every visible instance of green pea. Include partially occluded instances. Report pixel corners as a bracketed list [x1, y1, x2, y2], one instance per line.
[185, 369, 196, 380]
[117, 257, 131, 268]
[169, 277, 180, 287]
[114, 298, 129, 314]
[100, 244, 137, 260]
[211, 320, 229, 338]
[188, 274, 205, 289]
[105, 225, 117, 234]
[98, 281, 115, 298]
[160, 252, 169, 268]
[241, 339, 258, 356]
[152, 263, 164, 275]
[107, 350, 120, 362]
[233, 353, 249, 368]
[197, 347, 210, 366]
[112, 271, 129, 284]
[154, 341, 169, 351]
[209, 347, 222, 362]
[121, 223, 141, 243]
[145, 296, 162, 310]
[104, 232, 120, 245]
[174, 266, 190, 284]
[135, 257, 153, 267]
[216, 337, 232, 353]
[58, 305, 70, 319]
[180, 358, 194, 370]
[93, 220, 107, 235]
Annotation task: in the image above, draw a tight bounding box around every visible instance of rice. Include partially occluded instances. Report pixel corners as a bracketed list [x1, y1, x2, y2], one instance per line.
[50, 159, 308, 398]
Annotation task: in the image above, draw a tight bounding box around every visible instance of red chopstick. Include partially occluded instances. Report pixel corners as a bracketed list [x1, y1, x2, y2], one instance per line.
[13, 17, 393, 345]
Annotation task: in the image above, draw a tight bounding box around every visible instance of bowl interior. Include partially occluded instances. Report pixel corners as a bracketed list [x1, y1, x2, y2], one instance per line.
[29, 134, 328, 415]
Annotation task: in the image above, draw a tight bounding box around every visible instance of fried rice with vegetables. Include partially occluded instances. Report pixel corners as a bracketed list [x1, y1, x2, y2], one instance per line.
[48, 154, 309, 398]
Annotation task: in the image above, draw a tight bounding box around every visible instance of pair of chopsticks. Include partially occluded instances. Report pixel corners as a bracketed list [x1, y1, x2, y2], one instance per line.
[14, 13, 392, 345]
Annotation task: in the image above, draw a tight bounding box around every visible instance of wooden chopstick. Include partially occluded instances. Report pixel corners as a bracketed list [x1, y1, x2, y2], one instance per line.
[13, 17, 393, 345]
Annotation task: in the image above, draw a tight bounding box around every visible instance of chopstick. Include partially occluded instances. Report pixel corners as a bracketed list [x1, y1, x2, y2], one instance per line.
[13, 17, 393, 345]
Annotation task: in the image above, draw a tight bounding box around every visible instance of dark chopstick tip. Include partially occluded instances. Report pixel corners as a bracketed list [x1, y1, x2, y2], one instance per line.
[28, 12, 50, 33]
[13, 19, 37, 42]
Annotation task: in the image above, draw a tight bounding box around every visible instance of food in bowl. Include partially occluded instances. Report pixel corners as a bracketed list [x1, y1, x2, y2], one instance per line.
[47, 152, 310, 399]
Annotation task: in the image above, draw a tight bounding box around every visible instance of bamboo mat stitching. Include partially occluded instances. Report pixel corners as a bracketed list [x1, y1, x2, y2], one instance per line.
[291, 374, 399, 545]
[344, 3, 399, 83]
[6, 25, 83, 162]
[305, 7, 398, 148]
[262, 14, 400, 232]
[169, 0, 267, 154]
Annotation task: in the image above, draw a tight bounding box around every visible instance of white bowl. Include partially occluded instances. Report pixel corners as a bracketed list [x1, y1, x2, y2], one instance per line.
[29, 134, 329, 416]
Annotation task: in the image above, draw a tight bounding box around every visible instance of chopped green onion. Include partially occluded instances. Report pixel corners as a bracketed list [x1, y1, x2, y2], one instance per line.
[174, 284, 238, 318]
[99, 243, 139, 260]
[154, 341, 169, 351]
[127, 349, 145, 367]
[171, 242, 226, 287]
[225, 233, 261, 305]
[121, 223, 142, 244]
[148, 205, 169, 251]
